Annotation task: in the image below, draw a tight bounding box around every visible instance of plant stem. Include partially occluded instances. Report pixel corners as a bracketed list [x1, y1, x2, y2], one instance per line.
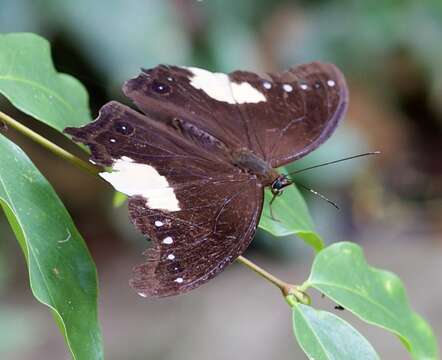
[0, 110, 99, 175]
[236, 255, 291, 296]
[0, 110, 306, 302]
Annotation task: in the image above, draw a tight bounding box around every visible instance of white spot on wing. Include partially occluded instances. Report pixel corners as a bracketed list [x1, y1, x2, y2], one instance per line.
[138, 292, 147, 298]
[155, 220, 164, 227]
[175, 277, 184, 283]
[283, 84, 293, 92]
[327, 79, 336, 87]
[163, 236, 173, 244]
[186, 66, 266, 104]
[300, 84, 308, 90]
[167, 254, 175, 260]
[263, 81, 272, 89]
[100, 157, 180, 211]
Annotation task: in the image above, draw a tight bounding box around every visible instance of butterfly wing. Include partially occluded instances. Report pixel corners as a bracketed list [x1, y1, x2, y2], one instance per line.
[228, 62, 348, 167]
[123, 65, 255, 158]
[129, 180, 262, 297]
[123, 62, 348, 168]
[65, 101, 263, 297]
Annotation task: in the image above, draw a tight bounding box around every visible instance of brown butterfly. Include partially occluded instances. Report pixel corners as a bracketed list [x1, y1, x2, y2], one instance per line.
[65, 62, 348, 297]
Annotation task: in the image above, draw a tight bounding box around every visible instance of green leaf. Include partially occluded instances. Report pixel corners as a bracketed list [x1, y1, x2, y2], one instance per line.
[0, 32, 91, 131]
[258, 183, 324, 252]
[304, 242, 438, 360]
[0, 134, 103, 360]
[293, 304, 379, 360]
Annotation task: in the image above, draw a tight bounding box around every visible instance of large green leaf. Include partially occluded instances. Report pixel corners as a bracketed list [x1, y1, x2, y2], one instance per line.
[293, 303, 379, 360]
[259, 183, 324, 252]
[0, 134, 103, 360]
[0, 32, 91, 131]
[303, 242, 438, 360]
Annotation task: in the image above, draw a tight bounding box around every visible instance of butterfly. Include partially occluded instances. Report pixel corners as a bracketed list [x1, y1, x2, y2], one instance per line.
[65, 62, 348, 297]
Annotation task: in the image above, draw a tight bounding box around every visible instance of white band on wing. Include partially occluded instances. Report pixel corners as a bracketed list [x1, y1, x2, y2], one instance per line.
[187, 66, 266, 104]
[100, 156, 181, 212]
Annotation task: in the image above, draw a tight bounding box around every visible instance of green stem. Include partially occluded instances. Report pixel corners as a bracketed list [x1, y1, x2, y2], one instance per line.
[0, 110, 304, 301]
[236, 256, 310, 304]
[0, 110, 99, 175]
[236, 255, 292, 296]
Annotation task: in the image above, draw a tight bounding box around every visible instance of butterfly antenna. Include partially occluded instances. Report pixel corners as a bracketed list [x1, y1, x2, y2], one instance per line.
[288, 151, 380, 176]
[296, 182, 340, 210]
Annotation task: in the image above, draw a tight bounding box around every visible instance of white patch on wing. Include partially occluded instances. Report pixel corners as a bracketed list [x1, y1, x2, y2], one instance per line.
[231, 82, 266, 104]
[100, 156, 180, 211]
[187, 67, 233, 103]
[186, 66, 266, 104]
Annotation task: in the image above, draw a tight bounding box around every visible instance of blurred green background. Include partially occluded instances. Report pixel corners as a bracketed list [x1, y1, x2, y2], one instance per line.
[0, 0, 441, 359]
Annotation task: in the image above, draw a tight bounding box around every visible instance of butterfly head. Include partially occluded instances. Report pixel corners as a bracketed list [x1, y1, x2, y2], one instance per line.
[271, 174, 293, 196]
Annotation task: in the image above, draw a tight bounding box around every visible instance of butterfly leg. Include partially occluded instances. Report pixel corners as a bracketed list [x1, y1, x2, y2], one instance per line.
[269, 192, 281, 222]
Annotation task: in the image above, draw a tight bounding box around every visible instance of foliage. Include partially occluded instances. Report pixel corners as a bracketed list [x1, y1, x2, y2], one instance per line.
[292, 304, 379, 360]
[0, 134, 103, 360]
[0, 33, 91, 131]
[303, 242, 438, 360]
[0, 32, 438, 360]
[260, 185, 324, 252]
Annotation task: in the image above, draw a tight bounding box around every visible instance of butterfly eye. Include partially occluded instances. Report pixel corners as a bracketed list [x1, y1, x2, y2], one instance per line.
[114, 121, 134, 135]
[151, 80, 171, 95]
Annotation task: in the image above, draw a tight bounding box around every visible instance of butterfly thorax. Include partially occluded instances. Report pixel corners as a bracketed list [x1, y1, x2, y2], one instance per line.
[231, 148, 278, 186]
[171, 117, 278, 185]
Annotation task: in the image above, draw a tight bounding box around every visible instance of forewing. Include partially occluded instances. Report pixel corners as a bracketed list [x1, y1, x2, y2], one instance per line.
[228, 62, 349, 167]
[123, 65, 255, 156]
[65, 101, 263, 297]
[123, 62, 348, 168]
